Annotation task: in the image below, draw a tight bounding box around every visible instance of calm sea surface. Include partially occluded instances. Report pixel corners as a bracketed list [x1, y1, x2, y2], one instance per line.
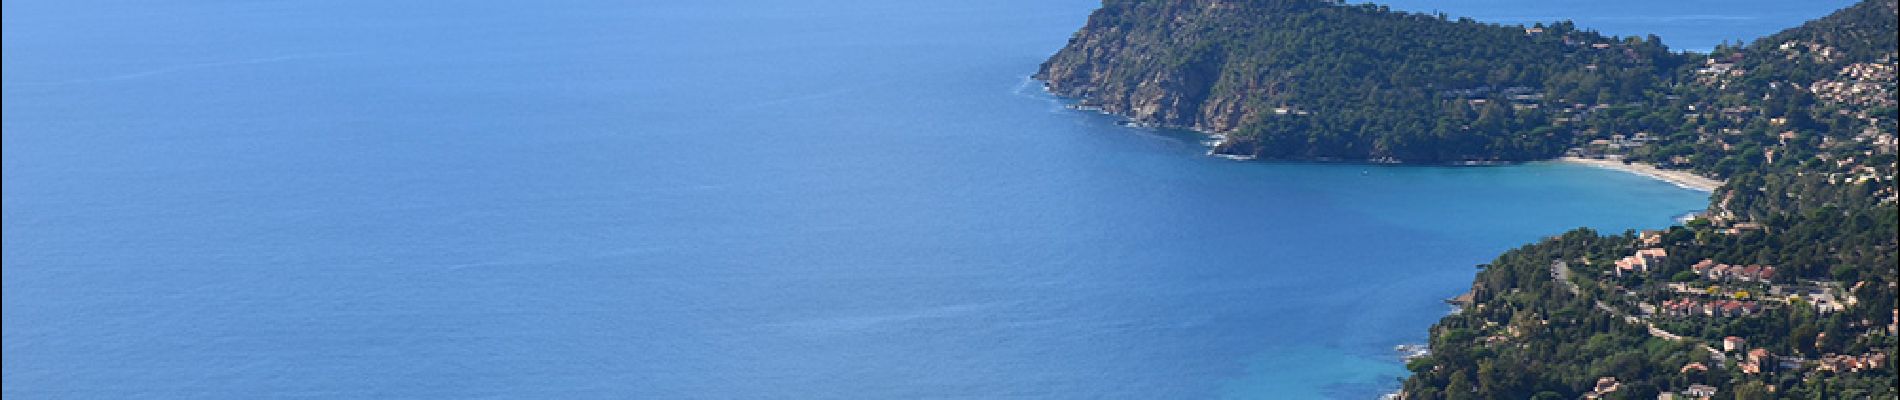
[0, 0, 1844, 398]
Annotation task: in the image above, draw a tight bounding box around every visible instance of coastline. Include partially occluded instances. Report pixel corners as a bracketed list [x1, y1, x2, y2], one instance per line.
[1551, 156, 1725, 192]
[1042, 81, 1729, 193]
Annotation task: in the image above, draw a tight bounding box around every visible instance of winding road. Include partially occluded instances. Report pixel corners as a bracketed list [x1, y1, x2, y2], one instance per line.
[1551, 261, 1726, 364]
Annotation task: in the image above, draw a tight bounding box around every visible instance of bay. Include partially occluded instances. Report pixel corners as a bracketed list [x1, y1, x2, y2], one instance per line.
[1, 0, 1833, 398]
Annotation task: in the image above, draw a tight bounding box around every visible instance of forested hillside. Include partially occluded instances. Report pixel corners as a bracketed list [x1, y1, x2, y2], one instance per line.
[1401, 1, 1899, 398]
[1040, 0, 1899, 398]
[1036, 0, 1684, 162]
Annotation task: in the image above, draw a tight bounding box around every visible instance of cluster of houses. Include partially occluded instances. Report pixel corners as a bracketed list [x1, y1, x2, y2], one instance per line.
[1658, 298, 1761, 317]
[1694, 60, 1739, 76]
[1809, 61, 1898, 110]
[1717, 336, 1889, 376]
[1775, 40, 1843, 65]
[1690, 53, 1749, 87]
[1689, 259, 1776, 282]
[1782, 284, 1852, 314]
[1693, 58, 1744, 82]
[1717, 221, 1764, 236]
[1814, 352, 1888, 373]
[1612, 248, 1668, 276]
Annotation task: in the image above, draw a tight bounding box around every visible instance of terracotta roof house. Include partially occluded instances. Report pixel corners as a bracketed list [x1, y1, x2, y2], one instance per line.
[1679, 362, 1708, 373]
[1692, 259, 1716, 273]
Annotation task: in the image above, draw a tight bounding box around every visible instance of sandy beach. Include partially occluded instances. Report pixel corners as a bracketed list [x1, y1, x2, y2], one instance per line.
[1555, 156, 1725, 192]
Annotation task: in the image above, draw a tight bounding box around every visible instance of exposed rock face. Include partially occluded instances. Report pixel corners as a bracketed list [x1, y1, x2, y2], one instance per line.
[1034, 0, 1264, 135]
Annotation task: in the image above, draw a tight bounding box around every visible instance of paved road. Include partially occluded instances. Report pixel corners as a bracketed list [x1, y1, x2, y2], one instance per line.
[1551, 260, 1725, 364]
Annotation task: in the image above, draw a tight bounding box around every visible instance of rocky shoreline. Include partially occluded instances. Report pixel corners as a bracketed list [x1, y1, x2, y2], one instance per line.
[1052, 82, 1623, 170]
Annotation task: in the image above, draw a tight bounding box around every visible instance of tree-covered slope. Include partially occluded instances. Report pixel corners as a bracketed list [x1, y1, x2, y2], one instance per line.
[1036, 0, 1684, 162]
[1039, 1, 1898, 398]
[1401, 2, 1898, 398]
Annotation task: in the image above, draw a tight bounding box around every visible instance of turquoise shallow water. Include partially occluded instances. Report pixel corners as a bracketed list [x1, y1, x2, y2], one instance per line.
[1, 0, 1829, 398]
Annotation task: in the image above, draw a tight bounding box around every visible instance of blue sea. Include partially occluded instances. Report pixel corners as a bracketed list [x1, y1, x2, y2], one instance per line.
[0, 0, 1847, 398]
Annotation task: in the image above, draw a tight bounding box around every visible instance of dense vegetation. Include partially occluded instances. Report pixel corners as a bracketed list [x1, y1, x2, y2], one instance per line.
[1404, 1, 1899, 398]
[1403, 226, 1896, 399]
[1576, 0, 1900, 179]
[1043, 0, 1898, 398]
[1038, 0, 1685, 162]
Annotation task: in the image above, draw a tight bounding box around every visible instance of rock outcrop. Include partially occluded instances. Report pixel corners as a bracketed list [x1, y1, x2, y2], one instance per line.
[1035, 0, 1266, 136]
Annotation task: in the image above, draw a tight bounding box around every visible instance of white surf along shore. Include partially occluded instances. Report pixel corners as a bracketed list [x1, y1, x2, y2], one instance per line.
[1034, 80, 1727, 193]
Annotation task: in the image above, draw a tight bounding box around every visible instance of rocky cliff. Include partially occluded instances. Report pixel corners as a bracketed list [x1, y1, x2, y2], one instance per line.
[1035, 0, 1267, 135]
